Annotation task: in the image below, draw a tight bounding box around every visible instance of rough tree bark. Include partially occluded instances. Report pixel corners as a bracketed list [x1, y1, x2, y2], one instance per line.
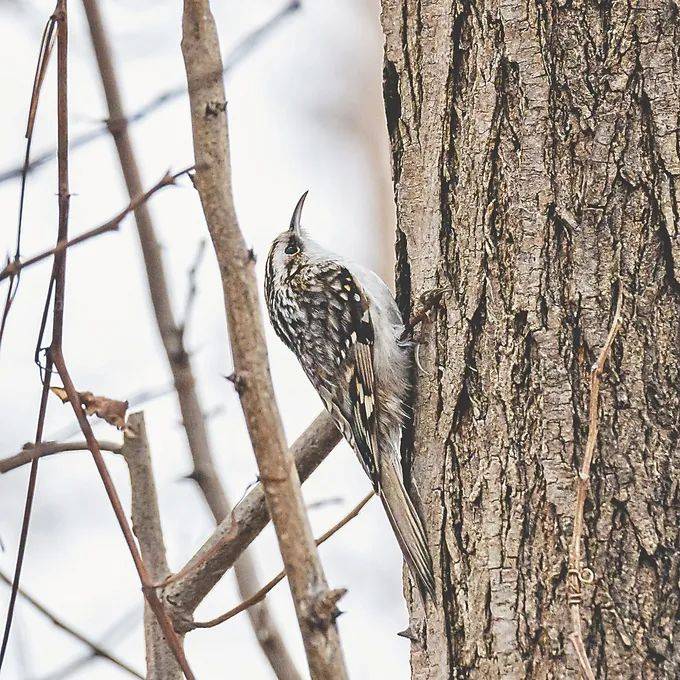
[381, 1, 679, 678]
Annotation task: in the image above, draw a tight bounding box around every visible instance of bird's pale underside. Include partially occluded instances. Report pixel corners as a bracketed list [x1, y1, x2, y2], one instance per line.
[264, 192, 435, 600]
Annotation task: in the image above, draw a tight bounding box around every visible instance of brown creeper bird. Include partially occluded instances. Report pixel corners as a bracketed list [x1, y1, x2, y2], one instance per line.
[264, 192, 435, 600]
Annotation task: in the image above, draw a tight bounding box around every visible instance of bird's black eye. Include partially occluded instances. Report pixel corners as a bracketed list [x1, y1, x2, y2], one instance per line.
[285, 243, 299, 255]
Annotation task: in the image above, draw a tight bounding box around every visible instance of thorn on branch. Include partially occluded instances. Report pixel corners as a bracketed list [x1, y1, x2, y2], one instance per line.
[247, 248, 257, 263]
[182, 469, 201, 484]
[308, 588, 347, 630]
[224, 371, 245, 394]
[397, 626, 419, 642]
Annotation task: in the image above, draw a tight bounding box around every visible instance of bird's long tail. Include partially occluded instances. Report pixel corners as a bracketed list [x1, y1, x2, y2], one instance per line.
[379, 456, 435, 600]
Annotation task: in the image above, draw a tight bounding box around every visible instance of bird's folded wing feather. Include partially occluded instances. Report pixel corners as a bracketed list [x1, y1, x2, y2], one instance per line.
[318, 266, 381, 489]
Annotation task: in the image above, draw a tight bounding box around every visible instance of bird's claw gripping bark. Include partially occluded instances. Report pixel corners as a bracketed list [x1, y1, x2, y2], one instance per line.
[401, 287, 451, 342]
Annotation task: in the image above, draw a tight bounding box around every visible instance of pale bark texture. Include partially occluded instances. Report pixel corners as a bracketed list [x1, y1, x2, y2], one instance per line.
[80, 4, 299, 675]
[121, 412, 182, 680]
[180, 3, 348, 677]
[381, 1, 680, 678]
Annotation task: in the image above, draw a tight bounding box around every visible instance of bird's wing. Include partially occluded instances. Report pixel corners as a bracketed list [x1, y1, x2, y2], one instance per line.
[312, 265, 381, 490]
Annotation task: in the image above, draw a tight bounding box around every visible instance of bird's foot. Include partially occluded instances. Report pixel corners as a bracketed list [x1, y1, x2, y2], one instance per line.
[401, 287, 451, 341]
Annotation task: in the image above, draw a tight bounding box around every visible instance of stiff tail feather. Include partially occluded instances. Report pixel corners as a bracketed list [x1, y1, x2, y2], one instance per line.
[379, 457, 436, 600]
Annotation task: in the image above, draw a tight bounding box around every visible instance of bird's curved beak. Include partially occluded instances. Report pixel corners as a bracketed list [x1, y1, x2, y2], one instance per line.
[289, 191, 309, 234]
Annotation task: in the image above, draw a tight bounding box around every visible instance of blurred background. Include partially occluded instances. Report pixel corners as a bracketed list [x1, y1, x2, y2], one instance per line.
[0, 1, 405, 678]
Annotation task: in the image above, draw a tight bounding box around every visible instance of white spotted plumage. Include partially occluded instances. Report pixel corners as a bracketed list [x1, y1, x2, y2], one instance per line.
[264, 192, 435, 600]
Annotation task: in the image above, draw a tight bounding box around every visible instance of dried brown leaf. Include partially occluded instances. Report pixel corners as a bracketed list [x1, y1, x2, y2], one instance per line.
[50, 387, 128, 430]
[50, 386, 69, 402]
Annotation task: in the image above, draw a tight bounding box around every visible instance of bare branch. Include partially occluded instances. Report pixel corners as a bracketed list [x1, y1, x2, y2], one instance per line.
[181, 3, 348, 675]
[0, 418, 342, 659]
[0, 572, 142, 678]
[184, 431, 303, 680]
[0, 168, 191, 283]
[35, 606, 140, 680]
[193, 492, 374, 630]
[0, 14, 56, 354]
[567, 286, 624, 680]
[81, 1, 299, 676]
[1, 7, 62, 667]
[165, 410, 341, 618]
[51, 348, 195, 679]
[0, 440, 122, 474]
[41, 5, 195, 676]
[121, 412, 182, 679]
[0, 1, 300, 186]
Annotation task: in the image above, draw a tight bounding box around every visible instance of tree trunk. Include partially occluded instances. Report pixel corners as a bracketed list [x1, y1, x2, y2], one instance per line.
[380, 1, 680, 678]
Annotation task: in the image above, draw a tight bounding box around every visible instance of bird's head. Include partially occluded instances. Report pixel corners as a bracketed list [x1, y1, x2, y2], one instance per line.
[266, 191, 310, 280]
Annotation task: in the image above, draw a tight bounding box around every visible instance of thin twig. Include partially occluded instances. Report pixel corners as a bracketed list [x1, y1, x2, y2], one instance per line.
[0, 168, 192, 283]
[0, 369, 52, 670]
[193, 493, 374, 630]
[567, 286, 624, 680]
[0, 440, 122, 474]
[0, 15, 56, 354]
[45, 4, 195, 677]
[0, 0, 300, 186]
[0, 571, 143, 679]
[0, 6, 61, 668]
[180, 239, 206, 334]
[36, 605, 140, 680]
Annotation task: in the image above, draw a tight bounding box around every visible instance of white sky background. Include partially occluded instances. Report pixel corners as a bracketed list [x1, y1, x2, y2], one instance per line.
[0, 1, 409, 678]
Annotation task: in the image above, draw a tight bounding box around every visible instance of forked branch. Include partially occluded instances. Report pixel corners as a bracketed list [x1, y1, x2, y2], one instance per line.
[46, 4, 194, 677]
[181, 6, 348, 675]
[80, 0, 299, 674]
[192, 493, 374, 630]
